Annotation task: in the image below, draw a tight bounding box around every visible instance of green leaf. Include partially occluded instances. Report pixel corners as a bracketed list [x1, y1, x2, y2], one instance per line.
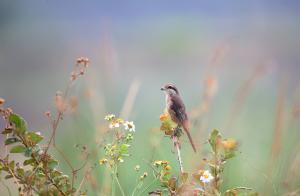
[9, 113, 27, 134]
[5, 137, 20, 145]
[24, 148, 32, 157]
[36, 172, 45, 178]
[23, 158, 35, 166]
[119, 144, 129, 153]
[10, 145, 27, 153]
[16, 168, 25, 177]
[9, 161, 15, 170]
[209, 129, 222, 153]
[50, 170, 62, 178]
[26, 132, 43, 145]
[2, 128, 13, 134]
[48, 159, 59, 170]
[224, 150, 236, 160]
[5, 175, 13, 179]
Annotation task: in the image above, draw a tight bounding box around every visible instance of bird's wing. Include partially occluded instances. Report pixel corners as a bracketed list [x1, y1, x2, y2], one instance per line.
[169, 95, 187, 123]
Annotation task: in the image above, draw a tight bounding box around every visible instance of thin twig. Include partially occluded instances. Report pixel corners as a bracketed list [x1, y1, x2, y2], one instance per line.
[5, 134, 8, 156]
[72, 155, 90, 190]
[138, 178, 157, 196]
[142, 159, 160, 176]
[172, 136, 184, 173]
[229, 187, 252, 191]
[7, 167, 21, 191]
[44, 111, 63, 154]
[44, 78, 73, 154]
[19, 136, 67, 196]
[74, 171, 88, 196]
[131, 181, 143, 196]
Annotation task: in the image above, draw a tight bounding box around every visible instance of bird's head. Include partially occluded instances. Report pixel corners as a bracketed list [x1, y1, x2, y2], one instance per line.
[160, 83, 179, 95]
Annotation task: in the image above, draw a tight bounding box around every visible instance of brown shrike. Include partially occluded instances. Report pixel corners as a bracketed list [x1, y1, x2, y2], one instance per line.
[161, 83, 197, 152]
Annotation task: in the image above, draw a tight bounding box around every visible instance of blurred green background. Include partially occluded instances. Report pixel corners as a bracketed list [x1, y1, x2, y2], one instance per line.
[1, 0, 300, 195]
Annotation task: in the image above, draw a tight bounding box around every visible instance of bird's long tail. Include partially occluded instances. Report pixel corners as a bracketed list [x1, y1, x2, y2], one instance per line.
[183, 122, 197, 153]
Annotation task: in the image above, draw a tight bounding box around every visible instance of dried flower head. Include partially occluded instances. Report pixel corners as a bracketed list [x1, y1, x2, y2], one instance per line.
[82, 58, 90, 67]
[159, 113, 169, 121]
[76, 57, 83, 64]
[134, 165, 140, 172]
[140, 172, 148, 180]
[164, 165, 172, 171]
[44, 111, 51, 118]
[222, 139, 238, 150]
[70, 71, 77, 81]
[99, 158, 108, 165]
[76, 57, 90, 67]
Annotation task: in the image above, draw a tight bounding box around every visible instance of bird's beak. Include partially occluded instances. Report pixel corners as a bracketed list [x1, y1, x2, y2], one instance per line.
[160, 87, 165, 91]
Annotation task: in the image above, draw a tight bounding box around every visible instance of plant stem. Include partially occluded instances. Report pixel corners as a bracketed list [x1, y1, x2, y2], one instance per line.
[213, 150, 220, 192]
[173, 136, 184, 173]
[74, 170, 89, 196]
[131, 181, 142, 196]
[113, 166, 125, 196]
[138, 178, 157, 196]
[111, 173, 115, 196]
[7, 167, 21, 191]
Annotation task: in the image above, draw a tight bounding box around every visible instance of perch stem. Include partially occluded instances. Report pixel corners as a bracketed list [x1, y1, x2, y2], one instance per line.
[173, 136, 184, 173]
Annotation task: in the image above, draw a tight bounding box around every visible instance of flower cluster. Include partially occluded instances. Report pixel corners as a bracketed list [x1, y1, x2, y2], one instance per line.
[76, 57, 89, 67]
[99, 114, 136, 168]
[105, 114, 135, 132]
[153, 160, 172, 183]
[159, 113, 177, 136]
[70, 57, 90, 81]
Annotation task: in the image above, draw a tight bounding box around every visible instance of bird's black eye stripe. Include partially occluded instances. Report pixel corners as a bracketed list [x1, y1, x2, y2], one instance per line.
[167, 86, 178, 93]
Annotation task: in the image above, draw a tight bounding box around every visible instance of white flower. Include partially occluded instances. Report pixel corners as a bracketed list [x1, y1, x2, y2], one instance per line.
[104, 114, 115, 121]
[109, 122, 120, 129]
[200, 170, 214, 183]
[36, 132, 41, 135]
[124, 121, 135, 132]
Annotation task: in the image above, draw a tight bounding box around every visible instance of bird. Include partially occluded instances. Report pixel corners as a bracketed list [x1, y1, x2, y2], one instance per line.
[161, 83, 197, 152]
